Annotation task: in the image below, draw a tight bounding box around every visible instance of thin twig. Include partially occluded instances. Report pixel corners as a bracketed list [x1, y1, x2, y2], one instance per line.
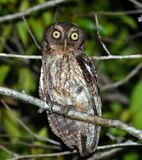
[97, 141, 142, 151]
[0, 86, 142, 140]
[92, 54, 142, 60]
[91, 10, 142, 16]
[0, 0, 69, 23]
[94, 14, 111, 56]
[0, 144, 18, 157]
[90, 148, 122, 160]
[1, 101, 60, 146]
[129, 0, 142, 8]
[22, 17, 41, 50]
[1, 53, 142, 60]
[1, 140, 61, 150]
[11, 150, 77, 160]
[102, 62, 142, 91]
[10, 141, 142, 160]
[0, 53, 41, 59]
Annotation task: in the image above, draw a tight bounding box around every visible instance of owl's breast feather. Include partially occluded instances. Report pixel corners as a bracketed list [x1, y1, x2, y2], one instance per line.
[45, 55, 94, 113]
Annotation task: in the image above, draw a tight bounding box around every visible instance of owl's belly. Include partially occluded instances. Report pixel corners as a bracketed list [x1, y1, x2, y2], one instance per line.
[47, 56, 93, 113]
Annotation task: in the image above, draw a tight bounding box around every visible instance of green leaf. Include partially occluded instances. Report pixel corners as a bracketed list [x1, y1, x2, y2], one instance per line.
[75, 18, 96, 32]
[111, 29, 128, 53]
[17, 22, 28, 45]
[130, 80, 142, 129]
[38, 127, 48, 138]
[19, 0, 29, 11]
[3, 109, 21, 139]
[121, 15, 137, 29]
[0, 25, 12, 51]
[42, 12, 52, 26]
[124, 152, 138, 160]
[29, 19, 43, 41]
[0, 65, 10, 85]
[101, 22, 116, 36]
[109, 128, 126, 137]
[16, 68, 36, 93]
[130, 80, 142, 114]
[111, 102, 122, 114]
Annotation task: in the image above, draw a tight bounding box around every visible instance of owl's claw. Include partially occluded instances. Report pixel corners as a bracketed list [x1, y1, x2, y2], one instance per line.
[61, 105, 74, 117]
[48, 101, 59, 113]
[38, 108, 44, 113]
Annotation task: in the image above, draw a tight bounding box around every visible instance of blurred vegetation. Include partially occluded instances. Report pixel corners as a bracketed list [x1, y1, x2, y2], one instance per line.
[0, 0, 142, 159]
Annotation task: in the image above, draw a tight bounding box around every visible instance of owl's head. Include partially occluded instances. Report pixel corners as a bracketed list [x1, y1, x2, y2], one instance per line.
[42, 22, 85, 55]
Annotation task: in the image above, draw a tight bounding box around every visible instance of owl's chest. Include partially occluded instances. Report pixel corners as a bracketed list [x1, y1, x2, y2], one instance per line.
[45, 55, 90, 106]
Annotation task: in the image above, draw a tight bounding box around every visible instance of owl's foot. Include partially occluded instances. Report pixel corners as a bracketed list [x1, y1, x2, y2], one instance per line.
[38, 108, 44, 113]
[61, 105, 75, 117]
[47, 101, 61, 114]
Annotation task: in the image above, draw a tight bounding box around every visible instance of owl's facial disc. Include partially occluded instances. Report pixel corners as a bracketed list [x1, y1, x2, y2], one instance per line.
[44, 23, 85, 54]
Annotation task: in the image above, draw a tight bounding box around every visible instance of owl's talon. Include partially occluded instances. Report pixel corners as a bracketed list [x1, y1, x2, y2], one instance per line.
[38, 108, 44, 113]
[61, 105, 74, 117]
[48, 101, 59, 113]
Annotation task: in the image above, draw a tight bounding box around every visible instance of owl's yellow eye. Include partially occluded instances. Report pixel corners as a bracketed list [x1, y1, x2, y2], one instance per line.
[52, 31, 61, 39]
[71, 32, 79, 41]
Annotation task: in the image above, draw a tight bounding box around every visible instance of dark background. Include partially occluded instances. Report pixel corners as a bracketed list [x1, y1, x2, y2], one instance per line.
[0, 0, 142, 159]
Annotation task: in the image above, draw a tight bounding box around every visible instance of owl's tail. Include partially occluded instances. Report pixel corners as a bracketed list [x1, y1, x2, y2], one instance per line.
[77, 126, 100, 157]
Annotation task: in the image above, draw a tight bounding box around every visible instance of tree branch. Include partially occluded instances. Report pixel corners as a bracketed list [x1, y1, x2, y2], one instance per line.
[0, 86, 142, 140]
[1, 53, 142, 60]
[92, 54, 142, 60]
[94, 14, 111, 56]
[22, 17, 41, 50]
[0, 0, 69, 23]
[0, 53, 41, 59]
[129, 0, 142, 8]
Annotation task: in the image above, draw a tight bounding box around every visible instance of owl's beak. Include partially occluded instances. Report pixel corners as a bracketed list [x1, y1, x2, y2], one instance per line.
[63, 39, 67, 51]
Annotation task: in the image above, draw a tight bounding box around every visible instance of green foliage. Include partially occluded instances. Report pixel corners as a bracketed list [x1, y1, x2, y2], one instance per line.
[124, 152, 138, 160]
[130, 80, 142, 129]
[0, 0, 142, 159]
[17, 22, 29, 45]
[76, 18, 96, 32]
[3, 109, 21, 139]
[15, 68, 36, 93]
[0, 65, 10, 85]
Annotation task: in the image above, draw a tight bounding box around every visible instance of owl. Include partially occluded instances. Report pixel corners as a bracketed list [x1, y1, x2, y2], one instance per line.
[39, 22, 101, 157]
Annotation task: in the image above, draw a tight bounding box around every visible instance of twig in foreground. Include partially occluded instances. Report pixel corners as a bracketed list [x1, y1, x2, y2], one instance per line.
[94, 13, 111, 56]
[0, 0, 69, 23]
[22, 17, 41, 50]
[0, 53, 41, 59]
[1, 53, 142, 60]
[11, 151, 77, 160]
[0, 86, 142, 140]
[129, 0, 142, 8]
[102, 62, 142, 91]
[11, 140, 142, 160]
[0, 145, 18, 157]
[92, 54, 142, 60]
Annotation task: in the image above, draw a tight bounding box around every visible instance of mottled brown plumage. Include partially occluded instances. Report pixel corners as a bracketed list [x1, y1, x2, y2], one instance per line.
[39, 22, 101, 157]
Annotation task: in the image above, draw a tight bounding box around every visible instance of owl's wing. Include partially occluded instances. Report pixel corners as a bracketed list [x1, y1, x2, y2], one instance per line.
[76, 54, 101, 116]
[39, 41, 52, 104]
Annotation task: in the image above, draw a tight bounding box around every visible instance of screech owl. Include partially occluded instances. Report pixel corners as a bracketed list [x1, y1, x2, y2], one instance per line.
[39, 22, 102, 157]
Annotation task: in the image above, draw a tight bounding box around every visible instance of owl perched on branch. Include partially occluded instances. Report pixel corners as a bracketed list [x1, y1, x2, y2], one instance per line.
[39, 22, 102, 157]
